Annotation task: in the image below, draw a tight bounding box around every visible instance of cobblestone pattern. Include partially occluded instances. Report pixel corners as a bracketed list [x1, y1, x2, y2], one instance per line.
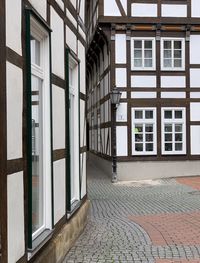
[64, 164, 200, 263]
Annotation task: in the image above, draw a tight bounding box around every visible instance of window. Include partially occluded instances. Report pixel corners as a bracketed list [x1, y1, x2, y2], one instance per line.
[68, 55, 80, 207]
[131, 38, 155, 70]
[30, 17, 52, 241]
[132, 108, 157, 155]
[161, 38, 185, 70]
[161, 108, 186, 155]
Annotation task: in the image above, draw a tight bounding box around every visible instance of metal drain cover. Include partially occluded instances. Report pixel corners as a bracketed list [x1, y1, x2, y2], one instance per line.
[188, 191, 200, 195]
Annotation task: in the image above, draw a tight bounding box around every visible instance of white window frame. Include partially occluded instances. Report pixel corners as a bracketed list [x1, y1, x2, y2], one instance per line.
[161, 107, 186, 155]
[69, 55, 80, 206]
[131, 37, 156, 71]
[132, 108, 157, 155]
[31, 17, 52, 241]
[161, 38, 185, 71]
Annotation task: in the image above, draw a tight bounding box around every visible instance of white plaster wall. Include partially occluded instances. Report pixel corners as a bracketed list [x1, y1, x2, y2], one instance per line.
[190, 35, 200, 64]
[7, 172, 25, 263]
[70, 0, 76, 8]
[131, 92, 157, 99]
[190, 103, 200, 121]
[66, 26, 77, 53]
[161, 92, 186, 99]
[121, 0, 127, 14]
[190, 69, 200, 87]
[115, 34, 126, 64]
[6, 62, 23, 160]
[121, 92, 127, 98]
[116, 68, 127, 87]
[51, 7, 65, 79]
[66, 9, 77, 27]
[191, 126, 200, 155]
[53, 159, 66, 224]
[161, 4, 187, 17]
[132, 4, 157, 17]
[116, 103, 127, 122]
[117, 126, 127, 156]
[56, 0, 64, 10]
[105, 128, 109, 154]
[104, 74, 109, 95]
[191, 0, 200, 17]
[161, 76, 186, 88]
[78, 41, 86, 94]
[190, 92, 200, 98]
[6, 0, 22, 55]
[104, 0, 121, 16]
[79, 0, 85, 22]
[29, 0, 47, 19]
[52, 85, 65, 150]
[131, 75, 156, 88]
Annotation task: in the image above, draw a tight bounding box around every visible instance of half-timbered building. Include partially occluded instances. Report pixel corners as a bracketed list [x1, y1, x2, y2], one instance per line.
[87, 0, 200, 181]
[0, 0, 88, 262]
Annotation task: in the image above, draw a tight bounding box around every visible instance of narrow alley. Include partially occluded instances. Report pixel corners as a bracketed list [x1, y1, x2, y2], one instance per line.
[64, 163, 200, 263]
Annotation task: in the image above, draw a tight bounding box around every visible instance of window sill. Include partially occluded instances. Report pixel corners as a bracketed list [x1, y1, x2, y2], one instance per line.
[67, 200, 81, 219]
[28, 229, 53, 260]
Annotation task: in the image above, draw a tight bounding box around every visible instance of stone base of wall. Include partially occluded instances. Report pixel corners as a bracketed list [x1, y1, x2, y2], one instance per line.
[33, 200, 90, 263]
[118, 160, 200, 181]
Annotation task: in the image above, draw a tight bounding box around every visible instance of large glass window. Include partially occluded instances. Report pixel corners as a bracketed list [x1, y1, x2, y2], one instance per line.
[68, 56, 80, 207]
[132, 108, 157, 155]
[161, 108, 186, 155]
[161, 38, 185, 70]
[30, 17, 52, 240]
[131, 38, 155, 70]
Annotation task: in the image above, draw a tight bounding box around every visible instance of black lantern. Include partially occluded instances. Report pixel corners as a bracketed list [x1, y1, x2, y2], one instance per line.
[110, 87, 122, 105]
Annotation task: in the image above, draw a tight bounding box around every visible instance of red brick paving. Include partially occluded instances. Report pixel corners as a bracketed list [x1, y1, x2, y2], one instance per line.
[176, 177, 200, 191]
[129, 212, 200, 246]
[156, 260, 200, 263]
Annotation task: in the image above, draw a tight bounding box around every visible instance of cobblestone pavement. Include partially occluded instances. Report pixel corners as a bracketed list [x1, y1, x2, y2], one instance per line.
[64, 163, 200, 263]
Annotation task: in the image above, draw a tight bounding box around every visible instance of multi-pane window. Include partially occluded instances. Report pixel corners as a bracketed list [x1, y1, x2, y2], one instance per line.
[161, 38, 185, 70]
[132, 108, 157, 155]
[131, 38, 155, 70]
[30, 17, 52, 240]
[162, 108, 186, 154]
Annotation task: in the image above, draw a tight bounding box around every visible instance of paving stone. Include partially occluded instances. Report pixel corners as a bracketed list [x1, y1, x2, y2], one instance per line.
[64, 163, 200, 263]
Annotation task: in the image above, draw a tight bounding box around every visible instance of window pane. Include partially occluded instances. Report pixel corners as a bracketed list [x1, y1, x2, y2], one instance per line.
[164, 59, 172, 68]
[145, 110, 153, 119]
[175, 110, 182, 119]
[135, 110, 143, 119]
[164, 50, 172, 58]
[174, 41, 182, 49]
[175, 143, 183, 151]
[134, 59, 142, 67]
[164, 110, 172, 119]
[134, 50, 142, 58]
[174, 50, 182, 59]
[146, 143, 153, 151]
[144, 59, 152, 67]
[146, 134, 153, 142]
[135, 125, 143, 133]
[134, 40, 142, 49]
[135, 143, 143, 152]
[135, 134, 143, 142]
[175, 124, 182, 132]
[165, 134, 172, 142]
[175, 133, 183, 142]
[165, 143, 172, 151]
[145, 124, 153, 132]
[144, 50, 152, 58]
[164, 41, 171, 49]
[144, 41, 152, 49]
[165, 124, 172, 132]
[31, 37, 40, 66]
[174, 59, 182, 68]
[31, 75, 44, 234]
